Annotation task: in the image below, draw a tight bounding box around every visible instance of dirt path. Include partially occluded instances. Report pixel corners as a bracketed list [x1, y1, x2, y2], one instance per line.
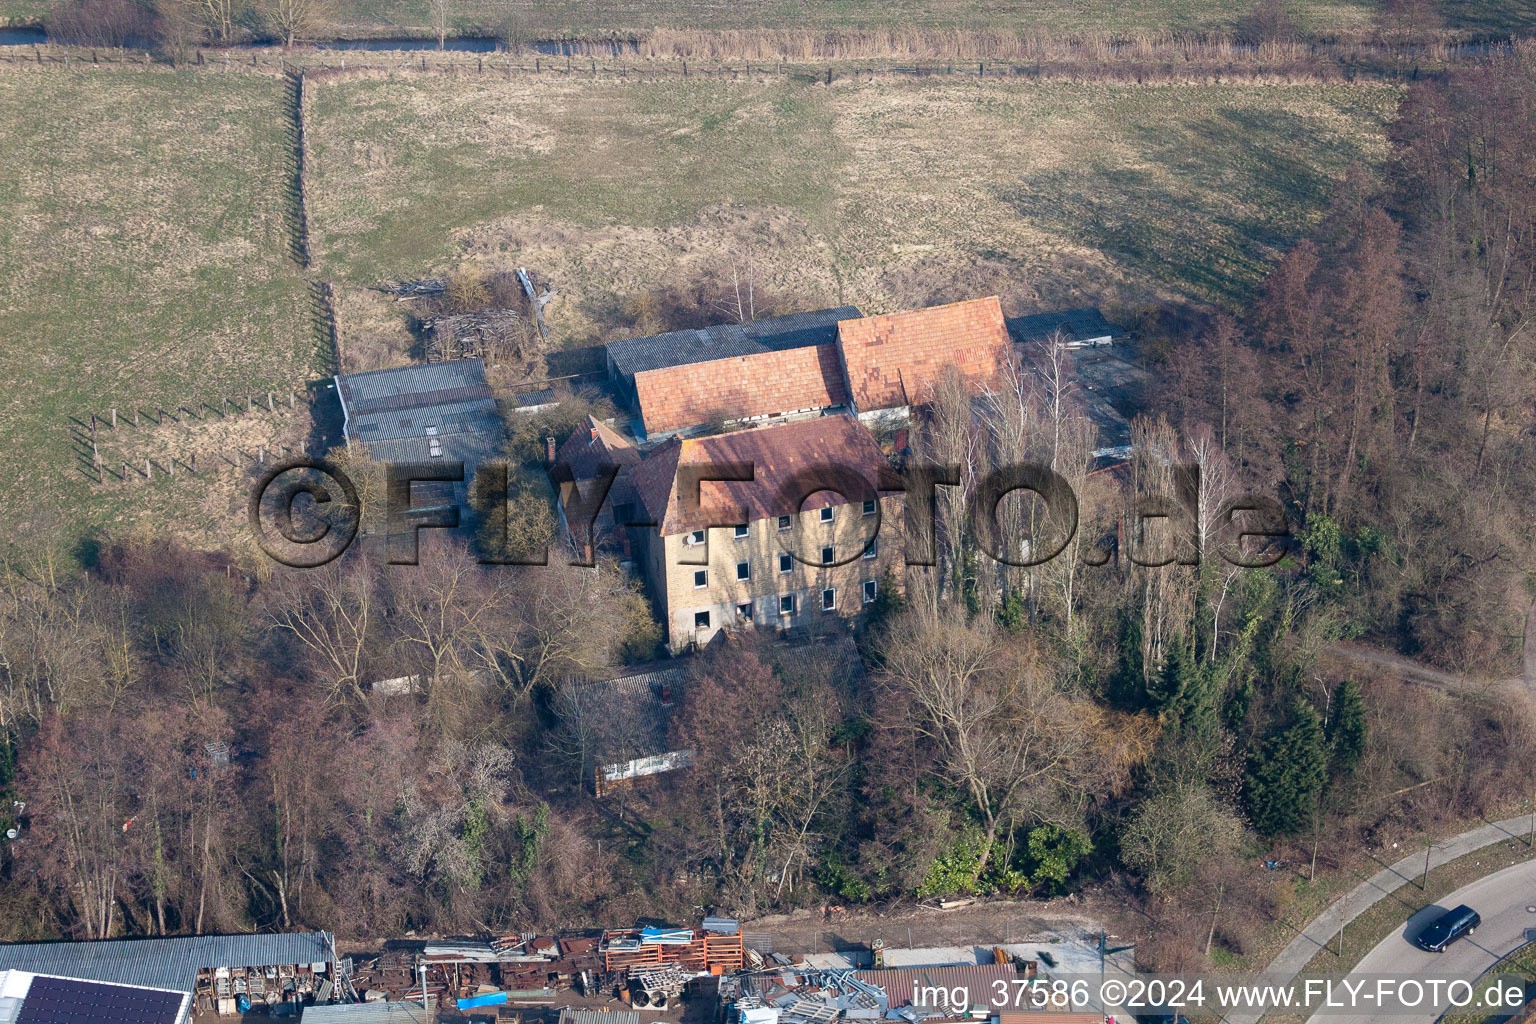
[1522, 597, 1536, 686]
[744, 896, 1113, 955]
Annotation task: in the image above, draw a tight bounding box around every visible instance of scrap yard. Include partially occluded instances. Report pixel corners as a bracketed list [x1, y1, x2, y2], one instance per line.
[318, 921, 1126, 1024]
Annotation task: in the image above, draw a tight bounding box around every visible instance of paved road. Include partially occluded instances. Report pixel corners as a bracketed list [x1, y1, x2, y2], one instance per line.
[1227, 816, 1535, 1024]
[1320, 858, 1536, 1024]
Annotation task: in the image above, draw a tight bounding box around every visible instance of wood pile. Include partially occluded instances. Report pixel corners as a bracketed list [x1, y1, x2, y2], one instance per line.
[421, 308, 527, 363]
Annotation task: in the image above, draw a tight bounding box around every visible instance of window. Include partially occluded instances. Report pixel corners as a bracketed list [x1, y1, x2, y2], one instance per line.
[737, 602, 753, 621]
[819, 506, 834, 523]
[863, 579, 878, 604]
[862, 499, 877, 517]
[820, 545, 835, 566]
[693, 569, 707, 589]
[427, 439, 443, 458]
[822, 587, 836, 611]
[864, 536, 878, 559]
[779, 594, 796, 616]
[694, 611, 711, 630]
[777, 515, 792, 532]
[779, 553, 793, 574]
[736, 560, 751, 581]
[686, 529, 705, 547]
[733, 523, 749, 539]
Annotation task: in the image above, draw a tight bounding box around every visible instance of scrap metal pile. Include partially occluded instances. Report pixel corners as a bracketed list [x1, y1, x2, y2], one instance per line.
[348, 934, 605, 1008]
[733, 970, 896, 1024]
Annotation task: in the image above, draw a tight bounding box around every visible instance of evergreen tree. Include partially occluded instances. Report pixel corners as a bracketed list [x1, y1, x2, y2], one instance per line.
[1245, 699, 1328, 836]
[1328, 678, 1367, 774]
[1148, 643, 1219, 738]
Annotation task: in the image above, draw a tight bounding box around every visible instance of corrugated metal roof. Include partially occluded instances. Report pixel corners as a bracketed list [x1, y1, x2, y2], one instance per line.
[0, 933, 334, 996]
[606, 307, 862, 379]
[301, 1001, 431, 1023]
[335, 359, 504, 468]
[559, 1010, 640, 1024]
[570, 662, 688, 764]
[336, 360, 492, 413]
[1005, 308, 1119, 346]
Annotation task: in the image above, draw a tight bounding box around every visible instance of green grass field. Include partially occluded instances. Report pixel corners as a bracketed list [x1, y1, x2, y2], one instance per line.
[0, 69, 315, 534]
[308, 74, 1400, 343]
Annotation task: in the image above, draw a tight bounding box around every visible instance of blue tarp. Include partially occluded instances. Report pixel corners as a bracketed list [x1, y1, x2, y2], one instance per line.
[639, 927, 693, 944]
[458, 992, 510, 1009]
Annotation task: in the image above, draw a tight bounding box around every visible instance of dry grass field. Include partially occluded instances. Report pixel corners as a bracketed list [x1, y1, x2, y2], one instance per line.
[0, 62, 1401, 547]
[0, 68, 315, 538]
[319, 0, 1380, 39]
[308, 72, 1401, 349]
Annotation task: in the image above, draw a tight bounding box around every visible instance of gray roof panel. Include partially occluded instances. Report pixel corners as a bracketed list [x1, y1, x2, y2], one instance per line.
[606, 307, 862, 378]
[0, 933, 334, 996]
[1005, 307, 1119, 346]
[335, 359, 504, 466]
[302, 1002, 432, 1023]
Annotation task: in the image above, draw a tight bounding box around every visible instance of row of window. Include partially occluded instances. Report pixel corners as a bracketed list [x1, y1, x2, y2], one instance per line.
[691, 538, 879, 589]
[684, 500, 879, 546]
[692, 579, 879, 631]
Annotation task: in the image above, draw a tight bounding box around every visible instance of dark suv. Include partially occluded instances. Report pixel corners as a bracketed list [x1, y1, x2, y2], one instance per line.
[1414, 905, 1481, 952]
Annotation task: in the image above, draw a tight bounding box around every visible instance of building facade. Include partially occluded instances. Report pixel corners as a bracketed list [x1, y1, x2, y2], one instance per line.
[622, 415, 905, 652]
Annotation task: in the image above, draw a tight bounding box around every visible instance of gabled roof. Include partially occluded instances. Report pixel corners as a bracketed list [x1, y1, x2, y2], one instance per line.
[836, 296, 1012, 411]
[606, 307, 862, 379]
[556, 416, 641, 482]
[632, 342, 850, 437]
[626, 415, 895, 536]
[554, 416, 643, 531]
[1006, 307, 1120, 346]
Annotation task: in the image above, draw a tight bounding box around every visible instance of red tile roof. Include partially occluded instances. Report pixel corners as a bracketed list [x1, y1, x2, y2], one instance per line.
[836, 296, 1012, 410]
[555, 415, 640, 482]
[627, 415, 895, 536]
[633, 344, 849, 436]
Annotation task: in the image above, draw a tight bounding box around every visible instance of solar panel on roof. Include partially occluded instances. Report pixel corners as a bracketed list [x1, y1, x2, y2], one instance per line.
[16, 976, 183, 1024]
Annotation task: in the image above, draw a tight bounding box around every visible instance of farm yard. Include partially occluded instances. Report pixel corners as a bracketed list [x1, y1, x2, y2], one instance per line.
[0, 59, 1398, 541]
[307, 73, 1400, 343]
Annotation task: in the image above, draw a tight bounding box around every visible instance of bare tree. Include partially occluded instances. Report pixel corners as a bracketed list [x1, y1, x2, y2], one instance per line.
[880, 604, 1095, 881]
[428, 0, 451, 49]
[268, 556, 378, 706]
[260, 0, 334, 46]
